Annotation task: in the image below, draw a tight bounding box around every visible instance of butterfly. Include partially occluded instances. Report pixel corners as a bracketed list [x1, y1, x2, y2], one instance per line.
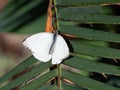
[23, 31, 69, 64]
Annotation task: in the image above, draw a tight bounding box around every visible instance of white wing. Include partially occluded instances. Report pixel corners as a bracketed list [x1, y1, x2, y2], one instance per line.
[23, 32, 53, 62]
[52, 35, 69, 64]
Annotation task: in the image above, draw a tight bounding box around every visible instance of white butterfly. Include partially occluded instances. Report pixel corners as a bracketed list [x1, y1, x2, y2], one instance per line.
[23, 32, 69, 64]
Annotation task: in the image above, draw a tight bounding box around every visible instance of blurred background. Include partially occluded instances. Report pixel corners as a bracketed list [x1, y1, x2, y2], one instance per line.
[0, 0, 48, 77]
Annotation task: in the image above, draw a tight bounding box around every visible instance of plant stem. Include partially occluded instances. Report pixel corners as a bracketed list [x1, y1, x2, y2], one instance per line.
[53, 0, 59, 30]
[52, 0, 61, 89]
[57, 64, 61, 90]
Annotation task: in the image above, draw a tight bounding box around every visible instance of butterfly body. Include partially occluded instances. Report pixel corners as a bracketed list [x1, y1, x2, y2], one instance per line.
[23, 32, 69, 64]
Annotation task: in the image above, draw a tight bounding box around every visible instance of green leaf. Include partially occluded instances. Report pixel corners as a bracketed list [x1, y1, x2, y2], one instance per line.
[0, 0, 44, 21]
[17, 15, 47, 34]
[62, 83, 82, 90]
[0, 0, 47, 32]
[0, 56, 36, 85]
[56, 0, 120, 6]
[64, 57, 120, 76]
[60, 25, 120, 43]
[62, 70, 120, 90]
[37, 84, 58, 90]
[0, 61, 51, 90]
[71, 40, 120, 59]
[20, 69, 57, 90]
[58, 8, 120, 24]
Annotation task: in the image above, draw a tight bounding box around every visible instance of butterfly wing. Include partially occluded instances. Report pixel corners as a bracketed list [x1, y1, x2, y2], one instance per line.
[23, 32, 53, 62]
[52, 35, 69, 64]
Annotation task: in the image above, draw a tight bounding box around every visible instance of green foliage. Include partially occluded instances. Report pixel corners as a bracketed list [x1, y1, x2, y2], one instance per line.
[0, 0, 120, 90]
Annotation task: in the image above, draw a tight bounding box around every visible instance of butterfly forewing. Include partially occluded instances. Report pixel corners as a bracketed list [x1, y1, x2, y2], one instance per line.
[23, 32, 53, 62]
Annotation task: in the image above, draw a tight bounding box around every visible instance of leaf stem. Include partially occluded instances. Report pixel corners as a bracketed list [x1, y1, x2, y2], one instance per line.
[52, 0, 61, 90]
[57, 64, 61, 90]
[53, 0, 59, 30]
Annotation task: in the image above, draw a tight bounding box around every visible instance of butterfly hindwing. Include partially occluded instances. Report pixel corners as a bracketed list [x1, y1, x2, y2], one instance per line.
[52, 35, 69, 64]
